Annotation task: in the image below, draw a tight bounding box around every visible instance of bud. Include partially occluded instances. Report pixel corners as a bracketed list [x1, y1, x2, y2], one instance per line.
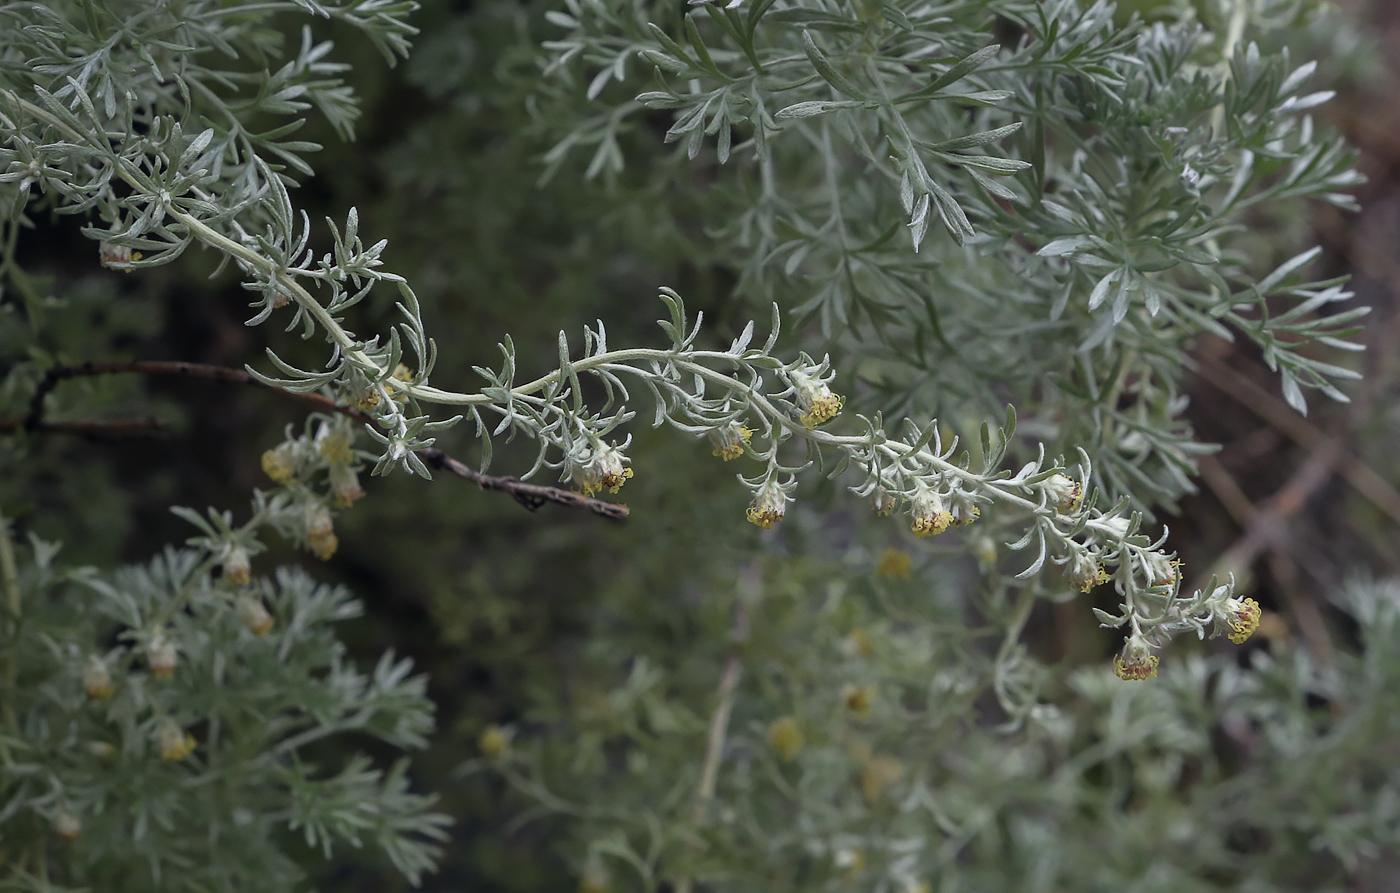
[319, 428, 355, 466]
[767, 716, 805, 762]
[950, 493, 980, 528]
[86, 740, 117, 763]
[236, 595, 274, 636]
[222, 544, 252, 586]
[98, 242, 141, 269]
[304, 502, 338, 560]
[578, 865, 610, 893]
[52, 807, 81, 841]
[1142, 551, 1179, 588]
[478, 725, 511, 759]
[1044, 473, 1083, 513]
[1065, 550, 1109, 593]
[871, 488, 897, 517]
[83, 656, 115, 700]
[147, 632, 177, 680]
[154, 718, 196, 762]
[260, 442, 298, 486]
[329, 463, 365, 508]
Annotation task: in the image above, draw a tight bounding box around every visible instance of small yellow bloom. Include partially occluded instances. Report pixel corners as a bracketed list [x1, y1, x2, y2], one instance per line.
[1113, 636, 1159, 681]
[710, 423, 753, 461]
[52, 808, 81, 841]
[260, 443, 298, 486]
[304, 503, 338, 560]
[573, 444, 633, 497]
[1225, 597, 1262, 644]
[844, 628, 875, 658]
[1066, 552, 1109, 593]
[950, 497, 979, 528]
[859, 755, 905, 803]
[767, 716, 805, 762]
[222, 545, 252, 585]
[909, 486, 952, 538]
[83, 657, 115, 700]
[329, 463, 365, 508]
[746, 479, 790, 529]
[390, 363, 416, 402]
[236, 595, 274, 636]
[479, 725, 511, 758]
[842, 684, 874, 717]
[791, 369, 843, 428]
[1045, 473, 1084, 513]
[154, 720, 196, 762]
[147, 633, 177, 680]
[875, 549, 912, 579]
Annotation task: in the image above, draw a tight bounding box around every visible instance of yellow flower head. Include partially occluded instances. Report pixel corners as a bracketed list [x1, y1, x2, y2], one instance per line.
[236, 595, 275, 636]
[154, 719, 196, 762]
[710, 423, 753, 461]
[147, 632, 177, 680]
[767, 716, 805, 762]
[908, 484, 952, 538]
[222, 545, 252, 586]
[83, 657, 115, 701]
[746, 478, 791, 529]
[875, 548, 912, 579]
[573, 443, 633, 497]
[842, 684, 874, 717]
[860, 755, 905, 804]
[1066, 551, 1109, 593]
[1045, 473, 1084, 513]
[1225, 597, 1262, 644]
[479, 725, 511, 758]
[261, 443, 298, 486]
[1113, 636, 1159, 681]
[790, 368, 843, 428]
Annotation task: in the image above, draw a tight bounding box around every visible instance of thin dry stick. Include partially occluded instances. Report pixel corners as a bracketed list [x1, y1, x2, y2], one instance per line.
[21, 360, 628, 520]
[0, 417, 167, 437]
[1196, 454, 1335, 665]
[675, 602, 749, 893]
[1194, 353, 1400, 529]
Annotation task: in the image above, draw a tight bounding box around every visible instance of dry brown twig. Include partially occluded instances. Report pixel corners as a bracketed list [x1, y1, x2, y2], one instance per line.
[16, 359, 628, 520]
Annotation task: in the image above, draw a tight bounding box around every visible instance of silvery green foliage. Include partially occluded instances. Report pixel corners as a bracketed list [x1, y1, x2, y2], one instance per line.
[0, 0, 1381, 888]
[0, 0, 1271, 681]
[538, 0, 1365, 511]
[472, 572, 1400, 891]
[0, 531, 448, 890]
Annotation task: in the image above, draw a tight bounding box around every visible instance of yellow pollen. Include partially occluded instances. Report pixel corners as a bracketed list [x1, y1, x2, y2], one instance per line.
[1228, 597, 1262, 644]
[911, 511, 953, 538]
[800, 394, 843, 428]
[1113, 653, 1159, 681]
